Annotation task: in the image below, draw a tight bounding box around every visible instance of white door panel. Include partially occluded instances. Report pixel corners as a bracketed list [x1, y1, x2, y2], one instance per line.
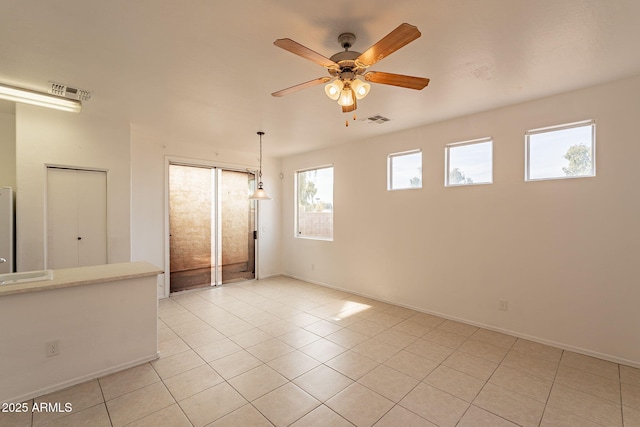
[47, 168, 107, 269]
[77, 170, 107, 267]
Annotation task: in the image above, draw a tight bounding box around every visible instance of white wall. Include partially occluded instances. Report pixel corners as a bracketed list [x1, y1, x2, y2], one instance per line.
[0, 101, 16, 189]
[15, 105, 131, 271]
[130, 128, 282, 291]
[281, 74, 640, 367]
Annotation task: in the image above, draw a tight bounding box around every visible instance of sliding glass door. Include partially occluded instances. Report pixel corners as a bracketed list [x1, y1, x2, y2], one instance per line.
[168, 164, 256, 292]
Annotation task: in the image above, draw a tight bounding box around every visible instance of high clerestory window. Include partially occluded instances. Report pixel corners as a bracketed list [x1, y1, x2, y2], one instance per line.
[388, 150, 422, 190]
[445, 138, 493, 186]
[296, 165, 334, 240]
[525, 120, 595, 181]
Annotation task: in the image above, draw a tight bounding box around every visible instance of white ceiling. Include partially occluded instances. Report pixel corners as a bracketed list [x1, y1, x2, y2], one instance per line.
[2, 0, 640, 157]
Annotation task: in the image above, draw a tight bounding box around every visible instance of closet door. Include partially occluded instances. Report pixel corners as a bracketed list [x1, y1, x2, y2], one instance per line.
[77, 169, 107, 267]
[47, 167, 107, 269]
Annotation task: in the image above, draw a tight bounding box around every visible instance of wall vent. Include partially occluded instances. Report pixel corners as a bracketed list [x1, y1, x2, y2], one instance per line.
[48, 82, 91, 101]
[364, 114, 390, 124]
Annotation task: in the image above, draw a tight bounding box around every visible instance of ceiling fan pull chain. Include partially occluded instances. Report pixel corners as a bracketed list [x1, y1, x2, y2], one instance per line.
[345, 119, 349, 127]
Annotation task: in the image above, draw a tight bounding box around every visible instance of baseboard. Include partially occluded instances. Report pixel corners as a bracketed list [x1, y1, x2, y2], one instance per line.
[258, 272, 284, 280]
[3, 353, 160, 404]
[282, 274, 640, 369]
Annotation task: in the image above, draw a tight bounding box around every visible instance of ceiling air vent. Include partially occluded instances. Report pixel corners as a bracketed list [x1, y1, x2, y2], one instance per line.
[364, 114, 390, 124]
[48, 82, 91, 101]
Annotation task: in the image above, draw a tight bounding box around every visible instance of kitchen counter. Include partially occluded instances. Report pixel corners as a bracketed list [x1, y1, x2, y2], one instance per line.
[0, 261, 162, 296]
[0, 261, 161, 403]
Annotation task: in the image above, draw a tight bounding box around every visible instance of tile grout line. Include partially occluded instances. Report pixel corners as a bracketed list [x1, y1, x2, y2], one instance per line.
[95, 377, 114, 427]
[537, 349, 564, 427]
[453, 334, 518, 427]
[619, 363, 625, 427]
[143, 359, 194, 427]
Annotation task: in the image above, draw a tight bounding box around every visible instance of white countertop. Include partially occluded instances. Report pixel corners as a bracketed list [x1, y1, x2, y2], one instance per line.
[0, 261, 162, 296]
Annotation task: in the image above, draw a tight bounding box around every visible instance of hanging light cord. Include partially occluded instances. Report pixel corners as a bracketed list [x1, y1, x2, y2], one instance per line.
[257, 131, 265, 187]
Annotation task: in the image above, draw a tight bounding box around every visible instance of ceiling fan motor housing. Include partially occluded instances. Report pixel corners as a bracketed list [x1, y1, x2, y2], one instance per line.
[329, 50, 362, 64]
[329, 52, 365, 81]
[338, 70, 357, 81]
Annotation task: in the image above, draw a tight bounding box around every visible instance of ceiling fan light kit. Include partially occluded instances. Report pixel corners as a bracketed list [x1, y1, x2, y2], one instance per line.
[338, 84, 355, 107]
[350, 79, 370, 99]
[271, 23, 430, 126]
[324, 80, 343, 100]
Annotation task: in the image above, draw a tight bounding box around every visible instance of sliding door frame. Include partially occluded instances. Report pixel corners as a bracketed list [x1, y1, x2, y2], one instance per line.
[163, 155, 259, 298]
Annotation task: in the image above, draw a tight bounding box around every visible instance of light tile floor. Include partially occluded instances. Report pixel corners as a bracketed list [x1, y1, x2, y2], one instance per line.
[2, 276, 640, 427]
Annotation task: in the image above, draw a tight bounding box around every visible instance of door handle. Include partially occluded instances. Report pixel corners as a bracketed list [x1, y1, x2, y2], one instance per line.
[0, 258, 6, 263]
[77, 237, 82, 240]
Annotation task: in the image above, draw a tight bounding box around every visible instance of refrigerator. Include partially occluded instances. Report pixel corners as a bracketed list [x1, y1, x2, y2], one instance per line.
[0, 187, 13, 274]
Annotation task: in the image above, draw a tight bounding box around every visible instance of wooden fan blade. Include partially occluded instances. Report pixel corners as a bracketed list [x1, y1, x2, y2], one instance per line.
[364, 71, 430, 90]
[274, 38, 339, 68]
[271, 77, 332, 97]
[357, 23, 421, 67]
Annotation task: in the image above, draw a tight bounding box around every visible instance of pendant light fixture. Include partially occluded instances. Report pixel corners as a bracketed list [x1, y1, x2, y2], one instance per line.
[249, 131, 272, 200]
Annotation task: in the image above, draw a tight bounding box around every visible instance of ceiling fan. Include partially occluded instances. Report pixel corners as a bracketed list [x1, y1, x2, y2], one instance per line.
[271, 23, 430, 125]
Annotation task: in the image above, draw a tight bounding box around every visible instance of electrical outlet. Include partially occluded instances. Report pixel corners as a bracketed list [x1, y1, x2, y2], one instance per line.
[498, 300, 509, 311]
[46, 340, 60, 357]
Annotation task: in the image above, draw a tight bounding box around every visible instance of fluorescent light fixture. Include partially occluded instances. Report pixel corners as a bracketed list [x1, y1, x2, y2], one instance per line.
[0, 83, 81, 113]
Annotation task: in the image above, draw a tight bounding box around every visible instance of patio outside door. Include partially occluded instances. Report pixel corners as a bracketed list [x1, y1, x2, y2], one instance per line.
[168, 164, 256, 292]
